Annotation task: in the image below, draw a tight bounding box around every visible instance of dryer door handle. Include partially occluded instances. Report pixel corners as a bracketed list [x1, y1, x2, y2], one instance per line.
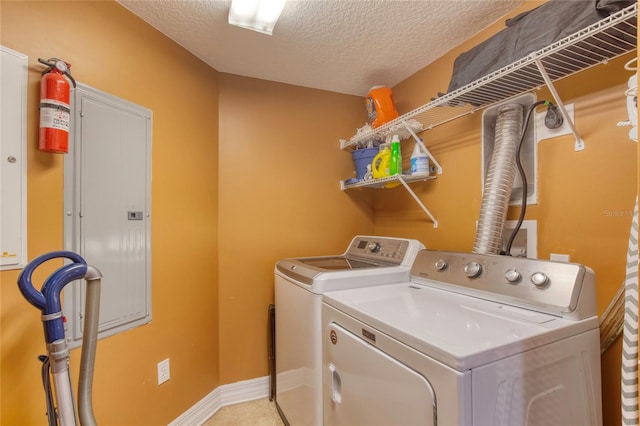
[329, 364, 342, 404]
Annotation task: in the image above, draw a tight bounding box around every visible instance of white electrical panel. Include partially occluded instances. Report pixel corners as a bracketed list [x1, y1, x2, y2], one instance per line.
[64, 83, 152, 347]
[1, 46, 28, 270]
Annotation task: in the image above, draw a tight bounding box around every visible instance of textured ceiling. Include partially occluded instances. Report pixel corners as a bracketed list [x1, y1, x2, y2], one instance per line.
[117, 0, 526, 96]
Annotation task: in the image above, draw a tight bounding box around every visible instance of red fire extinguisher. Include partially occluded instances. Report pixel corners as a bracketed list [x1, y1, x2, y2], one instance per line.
[38, 58, 76, 154]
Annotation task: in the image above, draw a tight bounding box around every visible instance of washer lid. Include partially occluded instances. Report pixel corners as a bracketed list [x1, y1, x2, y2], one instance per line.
[276, 256, 388, 285]
[323, 282, 599, 371]
[276, 257, 413, 294]
[297, 256, 387, 270]
[276, 235, 424, 284]
[274, 236, 425, 288]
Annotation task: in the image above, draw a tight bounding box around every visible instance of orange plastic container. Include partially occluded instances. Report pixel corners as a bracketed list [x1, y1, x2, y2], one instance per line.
[366, 85, 399, 128]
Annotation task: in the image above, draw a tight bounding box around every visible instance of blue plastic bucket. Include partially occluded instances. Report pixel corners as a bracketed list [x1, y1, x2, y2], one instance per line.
[351, 147, 379, 180]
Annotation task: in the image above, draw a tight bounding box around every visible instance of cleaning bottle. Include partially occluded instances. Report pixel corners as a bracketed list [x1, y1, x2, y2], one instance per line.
[371, 145, 391, 179]
[389, 134, 401, 175]
[366, 85, 399, 129]
[410, 140, 429, 176]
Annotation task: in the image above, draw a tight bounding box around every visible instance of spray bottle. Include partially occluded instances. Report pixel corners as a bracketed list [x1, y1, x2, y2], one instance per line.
[410, 139, 429, 176]
[389, 134, 401, 175]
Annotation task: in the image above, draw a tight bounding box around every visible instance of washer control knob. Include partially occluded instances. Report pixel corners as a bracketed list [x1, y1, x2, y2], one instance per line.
[505, 269, 521, 283]
[531, 272, 549, 287]
[367, 242, 380, 253]
[463, 261, 482, 278]
[435, 259, 448, 271]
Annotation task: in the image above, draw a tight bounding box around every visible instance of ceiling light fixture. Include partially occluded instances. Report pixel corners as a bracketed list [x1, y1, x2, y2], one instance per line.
[228, 0, 287, 35]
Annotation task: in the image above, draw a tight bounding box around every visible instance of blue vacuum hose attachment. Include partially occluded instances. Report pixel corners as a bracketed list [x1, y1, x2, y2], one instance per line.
[18, 251, 87, 343]
[17, 251, 101, 426]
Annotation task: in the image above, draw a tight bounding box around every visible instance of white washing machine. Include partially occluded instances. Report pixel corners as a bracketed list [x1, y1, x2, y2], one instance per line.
[275, 236, 425, 426]
[322, 249, 602, 425]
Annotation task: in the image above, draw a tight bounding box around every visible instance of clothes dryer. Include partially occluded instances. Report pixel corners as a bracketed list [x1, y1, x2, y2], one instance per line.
[275, 236, 424, 426]
[322, 249, 602, 425]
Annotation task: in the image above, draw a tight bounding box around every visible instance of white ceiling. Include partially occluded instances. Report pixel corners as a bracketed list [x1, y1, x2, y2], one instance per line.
[117, 0, 526, 96]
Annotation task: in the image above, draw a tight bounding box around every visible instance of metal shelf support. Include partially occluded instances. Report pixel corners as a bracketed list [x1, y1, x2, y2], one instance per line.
[340, 174, 438, 226]
[533, 57, 585, 151]
[397, 176, 439, 228]
[402, 120, 443, 175]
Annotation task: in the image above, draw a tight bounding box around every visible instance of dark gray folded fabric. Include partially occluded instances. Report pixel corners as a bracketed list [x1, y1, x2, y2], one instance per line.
[446, 0, 635, 94]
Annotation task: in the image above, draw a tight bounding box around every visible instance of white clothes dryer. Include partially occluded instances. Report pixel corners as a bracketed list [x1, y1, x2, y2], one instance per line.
[275, 236, 425, 426]
[322, 249, 602, 425]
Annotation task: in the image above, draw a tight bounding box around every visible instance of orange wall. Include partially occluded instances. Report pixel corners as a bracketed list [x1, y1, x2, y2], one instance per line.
[1, 1, 220, 424]
[217, 74, 372, 383]
[1, 0, 637, 425]
[0, 1, 370, 423]
[380, 2, 637, 425]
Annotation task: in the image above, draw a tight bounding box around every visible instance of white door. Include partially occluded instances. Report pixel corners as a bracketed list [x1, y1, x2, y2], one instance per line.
[324, 322, 436, 426]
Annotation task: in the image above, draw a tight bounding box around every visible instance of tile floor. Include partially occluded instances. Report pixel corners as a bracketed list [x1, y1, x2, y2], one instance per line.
[203, 398, 284, 426]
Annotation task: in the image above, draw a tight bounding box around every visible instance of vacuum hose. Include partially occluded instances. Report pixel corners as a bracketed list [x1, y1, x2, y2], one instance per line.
[18, 252, 102, 426]
[473, 104, 523, 254]
[78, 266, 102, 426]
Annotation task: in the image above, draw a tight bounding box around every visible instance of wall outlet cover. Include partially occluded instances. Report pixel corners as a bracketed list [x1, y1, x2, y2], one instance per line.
[158, 358, 170, 385]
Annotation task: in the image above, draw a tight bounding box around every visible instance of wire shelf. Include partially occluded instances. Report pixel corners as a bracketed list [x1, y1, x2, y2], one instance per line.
[342, 3, 637, 149]
[340, 174, 435, 190]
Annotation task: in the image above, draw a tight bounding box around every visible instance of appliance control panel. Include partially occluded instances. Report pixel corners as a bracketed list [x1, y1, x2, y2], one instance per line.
[346, 236, 422, 265]
[410, 250, 596, 318]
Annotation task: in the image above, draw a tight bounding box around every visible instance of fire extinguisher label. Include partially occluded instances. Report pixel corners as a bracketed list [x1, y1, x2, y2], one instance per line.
[40, 98, 70, 132]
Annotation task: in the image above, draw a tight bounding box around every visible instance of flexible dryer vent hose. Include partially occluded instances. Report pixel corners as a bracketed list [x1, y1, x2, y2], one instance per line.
[473, 104, 523, 255]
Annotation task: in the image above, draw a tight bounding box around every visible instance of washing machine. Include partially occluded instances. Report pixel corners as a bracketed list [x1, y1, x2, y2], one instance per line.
[275, 235, 425, 426]
[322, 249, 602, 425]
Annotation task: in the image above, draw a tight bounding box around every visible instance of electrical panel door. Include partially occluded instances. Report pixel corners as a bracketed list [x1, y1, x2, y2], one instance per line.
[64, 83, 152, 347]
[0, 46, 28, 270]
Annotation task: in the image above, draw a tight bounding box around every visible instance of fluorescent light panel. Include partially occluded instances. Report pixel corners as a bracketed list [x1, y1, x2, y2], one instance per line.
[228, 0, 286, 35]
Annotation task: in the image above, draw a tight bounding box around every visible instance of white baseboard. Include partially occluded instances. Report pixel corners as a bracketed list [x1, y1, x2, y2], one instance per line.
[169, 376, 270, 426]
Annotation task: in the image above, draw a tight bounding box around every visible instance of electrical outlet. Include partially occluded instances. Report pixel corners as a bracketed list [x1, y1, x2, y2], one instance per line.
[502, 220, 537, 259]
[157, 358, 170, 385]
[536, 103, 575, 142]
[550, 253, 570, 262]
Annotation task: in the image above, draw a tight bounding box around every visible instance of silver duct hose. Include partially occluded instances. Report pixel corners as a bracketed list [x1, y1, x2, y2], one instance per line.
[473, 104, 523, 254]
